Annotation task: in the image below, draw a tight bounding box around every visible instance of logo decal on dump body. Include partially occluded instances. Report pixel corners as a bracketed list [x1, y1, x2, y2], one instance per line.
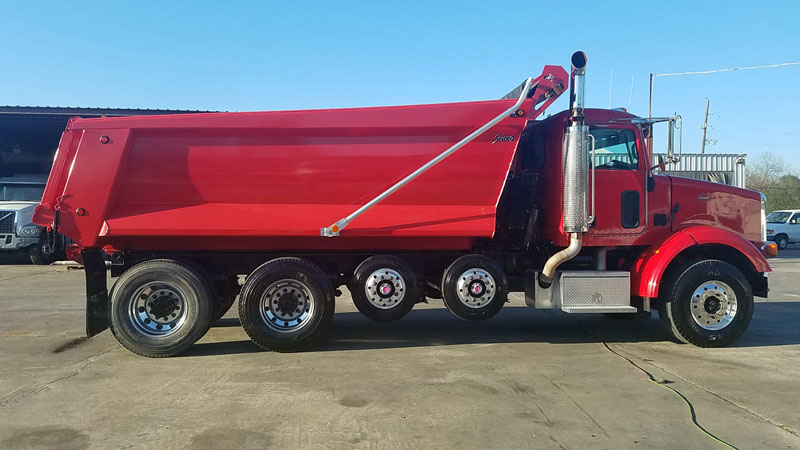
[492, 135, 515, 144]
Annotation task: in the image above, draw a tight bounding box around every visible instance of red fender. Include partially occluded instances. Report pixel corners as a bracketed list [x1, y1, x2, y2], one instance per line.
[630, 226, 771, 298]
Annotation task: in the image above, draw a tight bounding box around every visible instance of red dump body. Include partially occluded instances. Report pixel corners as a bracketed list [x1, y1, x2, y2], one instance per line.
[34, 66, 569, 252]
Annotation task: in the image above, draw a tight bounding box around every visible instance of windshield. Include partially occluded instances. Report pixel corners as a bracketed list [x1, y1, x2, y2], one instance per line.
[0, 184, 45, 202]
[767, 211, 792, 224]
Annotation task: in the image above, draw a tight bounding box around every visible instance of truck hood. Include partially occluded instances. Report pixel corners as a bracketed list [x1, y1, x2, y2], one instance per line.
[0, 201, 39, 211]
[0, 202, 38, 229]
[669, 176, 762, 241]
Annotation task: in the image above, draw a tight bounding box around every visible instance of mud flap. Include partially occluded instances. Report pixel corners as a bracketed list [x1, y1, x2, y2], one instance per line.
[82, 248, 109, 337]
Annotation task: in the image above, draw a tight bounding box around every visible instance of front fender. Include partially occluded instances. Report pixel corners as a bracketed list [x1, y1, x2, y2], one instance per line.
[631, 226, 770, 298]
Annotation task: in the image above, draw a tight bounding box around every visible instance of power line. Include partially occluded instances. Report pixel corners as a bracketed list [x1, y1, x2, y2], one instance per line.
[654, 61, 800, 77]
[648, 61, 800, 117]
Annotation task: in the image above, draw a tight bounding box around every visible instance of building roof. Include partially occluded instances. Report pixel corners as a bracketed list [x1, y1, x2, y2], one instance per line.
[0, 106, 218, 116]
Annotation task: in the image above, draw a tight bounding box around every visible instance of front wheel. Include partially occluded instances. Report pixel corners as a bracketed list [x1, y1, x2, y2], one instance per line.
[658, 259, 754, 347]
[775, 234, 789, 250]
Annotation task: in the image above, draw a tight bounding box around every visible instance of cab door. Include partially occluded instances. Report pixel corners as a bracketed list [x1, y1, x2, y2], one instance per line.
[586, 124, 647, 236]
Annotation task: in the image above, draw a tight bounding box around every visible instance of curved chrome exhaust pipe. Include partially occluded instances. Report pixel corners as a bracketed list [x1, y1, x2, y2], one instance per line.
[539, 233, 582, 287]
[539, 51, 589, 289]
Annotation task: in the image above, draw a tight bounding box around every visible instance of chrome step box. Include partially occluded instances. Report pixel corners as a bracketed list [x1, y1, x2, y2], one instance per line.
[525, 270, 635, 313]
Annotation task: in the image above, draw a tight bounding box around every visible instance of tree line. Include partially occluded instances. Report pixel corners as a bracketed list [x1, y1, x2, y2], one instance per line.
[748, 152, 800, 212]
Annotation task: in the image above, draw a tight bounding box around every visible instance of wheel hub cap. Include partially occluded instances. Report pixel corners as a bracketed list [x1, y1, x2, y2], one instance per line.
[277, 293, 299, 314]
[149, 295, 178, 318]
[456, 269, 495, 309]
[364, 269, 406, 310]
[128, 281, 188, 337]
[690, 280, 738, 331]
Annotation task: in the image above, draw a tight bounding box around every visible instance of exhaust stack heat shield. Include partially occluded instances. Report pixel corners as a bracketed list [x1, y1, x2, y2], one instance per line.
[563, 124, 589, 233]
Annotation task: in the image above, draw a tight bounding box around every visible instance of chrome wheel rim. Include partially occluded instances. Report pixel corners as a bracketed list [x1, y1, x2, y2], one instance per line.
[128, 281, 188, 337]
[364, 268, 406, 310]
[690, 280, 738, 330]
[259, 279, 314, 332]
[455, 268, 495, 309]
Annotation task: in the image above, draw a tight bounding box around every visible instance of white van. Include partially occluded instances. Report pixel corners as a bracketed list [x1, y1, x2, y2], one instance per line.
[766, 209, 800, 250]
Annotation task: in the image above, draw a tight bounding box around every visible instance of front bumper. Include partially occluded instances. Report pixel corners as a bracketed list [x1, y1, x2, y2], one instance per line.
[0, 234, 37, 251]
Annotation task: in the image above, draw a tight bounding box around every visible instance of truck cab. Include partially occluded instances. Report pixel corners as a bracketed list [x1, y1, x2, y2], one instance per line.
[766, 209, 800, 249]
[526, 108, 764, 244]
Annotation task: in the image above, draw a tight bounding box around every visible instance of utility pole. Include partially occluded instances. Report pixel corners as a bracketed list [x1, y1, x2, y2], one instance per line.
[648, 73, 653, 118]
[700, 98, 710, 154]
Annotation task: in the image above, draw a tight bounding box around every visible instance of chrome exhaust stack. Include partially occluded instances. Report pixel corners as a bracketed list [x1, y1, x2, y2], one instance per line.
[569, 51, 587, 119]
[539, 52, 589, 288]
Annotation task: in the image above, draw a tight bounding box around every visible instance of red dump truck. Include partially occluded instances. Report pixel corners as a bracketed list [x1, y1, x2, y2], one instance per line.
[34, 52, 775, 357]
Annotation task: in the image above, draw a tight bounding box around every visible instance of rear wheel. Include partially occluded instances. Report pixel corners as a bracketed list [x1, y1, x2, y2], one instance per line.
[109, 259, 215, 357]
[350, 255, 420, 322]
[658, 259, 754, 347]
[441, 254, 507, 321]
[238, 257, 334, 352]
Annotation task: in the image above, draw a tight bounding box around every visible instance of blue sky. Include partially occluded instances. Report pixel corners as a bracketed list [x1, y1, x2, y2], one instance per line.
[3, 1, 799, 165]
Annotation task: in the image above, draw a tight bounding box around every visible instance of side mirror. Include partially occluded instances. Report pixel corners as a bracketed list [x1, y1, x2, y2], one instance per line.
[666, 116, 682, 163]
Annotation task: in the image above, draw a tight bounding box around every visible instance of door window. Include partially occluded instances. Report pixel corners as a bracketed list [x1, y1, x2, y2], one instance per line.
[790, 213, 800, 225]
[590, 128, 638, 170]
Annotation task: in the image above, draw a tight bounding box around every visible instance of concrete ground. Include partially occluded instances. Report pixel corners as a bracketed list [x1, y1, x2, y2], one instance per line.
[0, 253, 799, 449]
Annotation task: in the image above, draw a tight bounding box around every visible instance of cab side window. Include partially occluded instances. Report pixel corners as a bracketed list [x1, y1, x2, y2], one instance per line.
[589, 128, 638, 170]
[790, 213, 800, 224]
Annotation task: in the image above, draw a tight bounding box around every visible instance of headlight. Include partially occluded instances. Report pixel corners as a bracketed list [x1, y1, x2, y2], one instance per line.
[767, 229, 774, 235]
[18, 225, 41, 236]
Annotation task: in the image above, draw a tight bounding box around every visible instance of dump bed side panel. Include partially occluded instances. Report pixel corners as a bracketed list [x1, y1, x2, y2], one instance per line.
[47, 99, 530, 251]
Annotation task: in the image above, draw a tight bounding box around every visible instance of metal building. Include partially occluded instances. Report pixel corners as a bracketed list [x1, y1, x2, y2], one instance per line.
[0, 106, 212, 178]
[653, 153, 747, 189]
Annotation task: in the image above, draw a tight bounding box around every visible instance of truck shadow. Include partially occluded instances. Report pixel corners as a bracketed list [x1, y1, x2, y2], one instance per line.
[187, 301, 800, 356]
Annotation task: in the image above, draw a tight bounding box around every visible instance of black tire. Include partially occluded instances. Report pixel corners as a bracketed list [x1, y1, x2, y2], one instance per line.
[238, 257, 334, 352]
[775, 234, 788, 250]
[658, 259, 754, 347]
[441, 254, 507, 321]
[109, 259, 216, 357]
[350, 255, 420, 322]
[29, 231, 57, 265]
